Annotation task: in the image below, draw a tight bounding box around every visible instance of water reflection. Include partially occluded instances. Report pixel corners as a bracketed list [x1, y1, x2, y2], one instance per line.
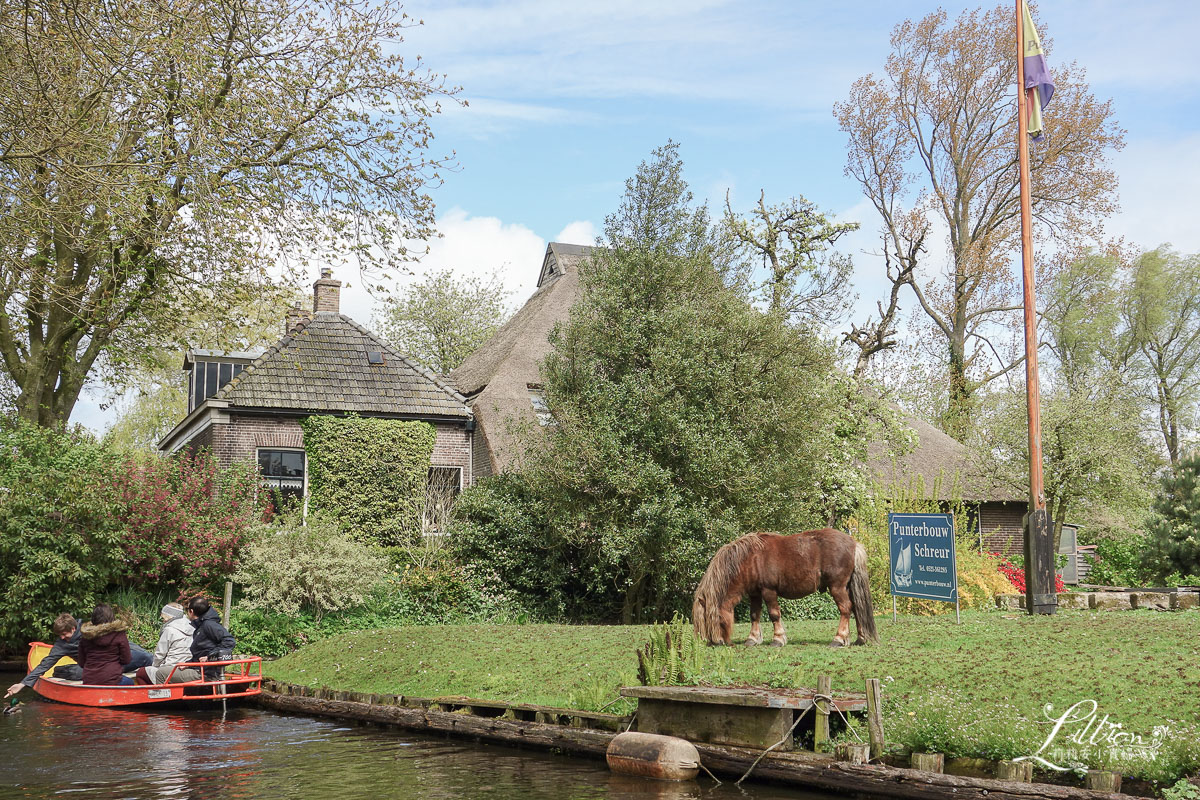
[0, 682, 834, 800]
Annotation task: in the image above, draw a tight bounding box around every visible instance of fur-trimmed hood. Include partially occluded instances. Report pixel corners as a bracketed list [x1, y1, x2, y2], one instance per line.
[80, 619, 129, 639]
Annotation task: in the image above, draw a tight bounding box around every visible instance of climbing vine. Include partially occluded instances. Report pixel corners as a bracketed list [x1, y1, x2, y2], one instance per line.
[301, 415, 436, 545]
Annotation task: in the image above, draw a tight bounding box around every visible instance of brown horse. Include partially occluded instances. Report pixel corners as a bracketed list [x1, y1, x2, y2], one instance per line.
[692, 529, 879, 647]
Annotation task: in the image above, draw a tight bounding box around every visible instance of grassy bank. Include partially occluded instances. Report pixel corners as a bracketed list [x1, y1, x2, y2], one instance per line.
[266, 609, 1200, 785]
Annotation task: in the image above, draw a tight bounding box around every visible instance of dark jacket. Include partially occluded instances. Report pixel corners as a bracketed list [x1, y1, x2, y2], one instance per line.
[77, 620, 132, 686]
[190, 608, 235, 660]
[21, 618, 82, 688]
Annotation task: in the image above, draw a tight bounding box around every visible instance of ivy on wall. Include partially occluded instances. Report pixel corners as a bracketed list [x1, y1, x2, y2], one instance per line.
[300, 415, 436, 545]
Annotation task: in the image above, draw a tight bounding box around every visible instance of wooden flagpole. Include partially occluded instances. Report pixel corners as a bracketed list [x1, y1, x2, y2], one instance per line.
[1016, 0, 1056, 615]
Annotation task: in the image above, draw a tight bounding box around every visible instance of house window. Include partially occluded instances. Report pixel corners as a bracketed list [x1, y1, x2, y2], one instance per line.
[527, 386, 554, 427]
[258, 448, 305, 509]
[188, 360, 246, 412]
[424, 466, 462, 535]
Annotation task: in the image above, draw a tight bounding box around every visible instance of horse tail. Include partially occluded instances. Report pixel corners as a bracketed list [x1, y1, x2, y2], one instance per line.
[693, 534, 763, 644]
[849, 542, 879, 644]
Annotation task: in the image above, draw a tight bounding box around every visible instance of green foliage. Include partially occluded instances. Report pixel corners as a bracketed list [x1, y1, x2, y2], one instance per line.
[1144, 453, 1200, 581]
[375, 269, 511, 373]
[636, 614, 711, 686]
[523, 142, 886, 622]
[848, 479, 1013, 614]
[451, 473, 590, 620]
[234, 510, 388, 623]
[1086, 530, 1153, 586]
[229, 608, 317, 659]
[301, 415, 436, 545]
[1163, 779, 1200, 800]
[779, 592, 840, 621]
[0, 421, 124, 648]
[0, 0, 458, 426]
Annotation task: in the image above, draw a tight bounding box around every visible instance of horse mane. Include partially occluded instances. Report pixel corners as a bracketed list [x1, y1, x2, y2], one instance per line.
[693, 533, 772, 642]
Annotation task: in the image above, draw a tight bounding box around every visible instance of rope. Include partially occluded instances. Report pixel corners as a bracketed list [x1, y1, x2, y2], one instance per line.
[735, 704, 814, 786]
[623, 710, 637, 733]
[695, 758, 722, 786]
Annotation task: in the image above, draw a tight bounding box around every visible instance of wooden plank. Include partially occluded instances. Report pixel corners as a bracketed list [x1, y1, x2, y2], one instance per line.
[636, 697, 793, 750]
[619, 684, 865, 712]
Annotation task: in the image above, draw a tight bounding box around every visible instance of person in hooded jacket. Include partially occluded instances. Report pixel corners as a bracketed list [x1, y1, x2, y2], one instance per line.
[76, 604, 135, 686]
[187, 597, 236, 683]
[135, 603, 194, 685]
[5, 613, 152, 698]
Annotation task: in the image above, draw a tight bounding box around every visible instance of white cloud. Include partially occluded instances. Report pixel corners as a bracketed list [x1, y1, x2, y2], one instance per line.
[1107, 135, 1200, 253]
[554, 220, 599, 246]
[337, 208, 548, 325]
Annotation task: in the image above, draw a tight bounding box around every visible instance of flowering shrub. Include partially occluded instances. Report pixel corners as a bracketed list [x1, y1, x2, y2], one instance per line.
[112, 452, 265, 591]
[234, 510, 388, 622]
[990, 552, 1065, 594]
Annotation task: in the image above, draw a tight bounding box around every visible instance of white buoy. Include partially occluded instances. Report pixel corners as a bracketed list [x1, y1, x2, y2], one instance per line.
[606, 731, 701, 781]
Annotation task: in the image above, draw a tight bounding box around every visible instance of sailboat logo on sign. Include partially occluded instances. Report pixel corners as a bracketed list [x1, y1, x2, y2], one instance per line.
[893, 543, 913, 588]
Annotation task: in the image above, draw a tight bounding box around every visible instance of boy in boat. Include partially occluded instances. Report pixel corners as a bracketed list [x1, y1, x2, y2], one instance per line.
[4, 612, 152, 699]
[169, 597, 236, 684]
[134, 603, 194, 685]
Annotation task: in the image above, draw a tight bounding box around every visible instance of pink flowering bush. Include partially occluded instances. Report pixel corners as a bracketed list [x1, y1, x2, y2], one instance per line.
[989, 552, 1065, 594]
[111, 453, 266, 592]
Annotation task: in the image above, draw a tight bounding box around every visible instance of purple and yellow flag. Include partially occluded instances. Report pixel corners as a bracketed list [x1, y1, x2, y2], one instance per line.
[1022, 0, 1055, 140]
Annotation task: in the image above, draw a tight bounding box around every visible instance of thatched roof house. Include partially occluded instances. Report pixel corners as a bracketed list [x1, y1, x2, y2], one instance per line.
[452, 243, 1026, 553]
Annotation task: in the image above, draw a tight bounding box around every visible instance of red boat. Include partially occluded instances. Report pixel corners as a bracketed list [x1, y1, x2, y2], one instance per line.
[26, 641, 262, 707]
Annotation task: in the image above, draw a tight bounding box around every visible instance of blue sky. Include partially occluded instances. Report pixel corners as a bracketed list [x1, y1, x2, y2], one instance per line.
[75, 0, 1200, 431]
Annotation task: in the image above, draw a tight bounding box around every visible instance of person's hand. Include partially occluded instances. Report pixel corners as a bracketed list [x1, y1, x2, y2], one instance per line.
[198, 656, 207, 662]
[4, 683, 22, 699]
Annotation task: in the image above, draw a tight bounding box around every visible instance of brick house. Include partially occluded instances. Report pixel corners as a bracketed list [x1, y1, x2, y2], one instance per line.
[452, 242, 1029, 554]
[158, 269, 475, 507]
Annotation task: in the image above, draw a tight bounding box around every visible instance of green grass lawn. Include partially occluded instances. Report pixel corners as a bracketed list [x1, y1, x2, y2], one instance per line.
[266, 609, 1200, 783]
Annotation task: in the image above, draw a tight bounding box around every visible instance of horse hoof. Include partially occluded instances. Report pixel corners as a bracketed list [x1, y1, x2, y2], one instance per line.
[745, 638, 762, 647]
[829, 640, 845, 648]
[769, 638, 785, 647]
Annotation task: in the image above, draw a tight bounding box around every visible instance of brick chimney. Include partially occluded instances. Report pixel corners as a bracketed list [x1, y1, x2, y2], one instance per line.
[313, 267, 341, 313]
[285, 301, 308, 335]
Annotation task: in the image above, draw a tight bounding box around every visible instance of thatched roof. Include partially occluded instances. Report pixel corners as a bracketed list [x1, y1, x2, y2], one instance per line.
[451, 243, 591, 473]
[454, 241, 1015, 501]
[867, 412, 1019, 502]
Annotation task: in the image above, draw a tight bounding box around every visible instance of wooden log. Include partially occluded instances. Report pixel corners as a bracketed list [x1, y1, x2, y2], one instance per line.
[1084, 770, 1121, 792]
[814, 675, 831, 752]
[865, 678, 884, 759]
[911, 752, 944, 773]
[997, 760, 1033, 782]
[835, 742, 870, 764]
[256, 688, 1145, 800]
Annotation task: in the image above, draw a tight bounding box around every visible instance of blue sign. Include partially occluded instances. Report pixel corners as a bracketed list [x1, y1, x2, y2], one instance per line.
[888, 513, 958, 603]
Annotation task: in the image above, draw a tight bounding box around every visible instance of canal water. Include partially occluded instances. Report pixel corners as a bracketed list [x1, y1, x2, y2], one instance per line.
[1, 674, 838, 800]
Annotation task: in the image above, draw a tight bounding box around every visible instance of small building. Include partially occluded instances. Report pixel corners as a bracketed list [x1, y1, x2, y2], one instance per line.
[453, 242, 1029, 554]
[158, 269, 476, 506]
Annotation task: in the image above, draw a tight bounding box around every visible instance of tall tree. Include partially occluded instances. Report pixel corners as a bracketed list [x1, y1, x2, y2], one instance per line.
[1119, 246, 1200, 465]
[530, 142, 884, 622]
[105, 285, 301, 452]
[721, 191, 858, 326]
[375, 270, 511, 374]
[0, 0, 458, 426]
[976, 250, 1158, 549]
[834, 4, 1123, 438]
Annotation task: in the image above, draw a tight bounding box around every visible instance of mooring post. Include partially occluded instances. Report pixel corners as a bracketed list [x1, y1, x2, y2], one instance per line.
[911, 752, 944, 773]
[997, 760, 1033, 782]
[222, 580, 233, 627]
[1084, 770, 1121, 792]
[864, 678, 884, 759]
[814, 675, 831, 752]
